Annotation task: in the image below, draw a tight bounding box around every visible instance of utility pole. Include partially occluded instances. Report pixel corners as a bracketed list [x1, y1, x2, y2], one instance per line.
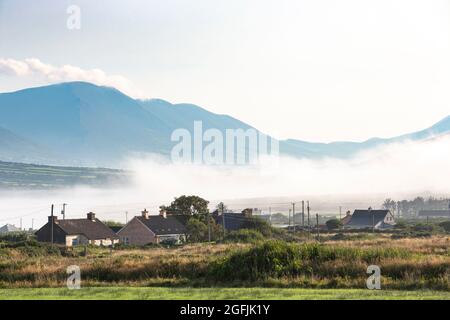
[302, 201, 305, 228]
[307, 201, 311, 239]
[372, 211, 375, 233]
[207, 213, 211, 242]
[61, 203, 67, 220]
[50, 204, 54, 246]
[125, 211, 128, 224]
[31, 218, 34, 231]
[307, 201, 311, 228]
[339, 206, 342, 220]
[316, 214, 320, 241]
[269, 207, 272, 226]
[20, 218, 22, 231]
[288, 209, 292, 231]
[292, 202, 296, 232]
[221, 202, 226, 239]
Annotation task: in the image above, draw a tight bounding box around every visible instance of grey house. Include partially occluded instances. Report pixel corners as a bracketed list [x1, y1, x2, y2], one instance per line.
[36, 212, 119, 247]
[117, 209, 186, 245]
[345, 209, 395, 230]
[0, 224, 21, 234]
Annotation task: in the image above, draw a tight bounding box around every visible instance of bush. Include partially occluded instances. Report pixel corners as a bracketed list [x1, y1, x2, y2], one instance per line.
[241, 217, 276, 237]
[210, 240, 410, 281]
[438, 221, 450, 233]
[186, 219, 208, 242]
[225, 229, 265, 243]
[326, 219, 342, 230]
[0, 232, 34, 243]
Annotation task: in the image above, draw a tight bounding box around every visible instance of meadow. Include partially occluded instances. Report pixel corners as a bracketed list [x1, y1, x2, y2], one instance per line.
[0, 235, 449, 294]
[1, 287, 449, 300]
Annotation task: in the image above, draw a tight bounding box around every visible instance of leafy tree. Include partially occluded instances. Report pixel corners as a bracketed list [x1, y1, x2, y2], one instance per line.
[186, 219, 208, 242]
[161, 195, 209, 215]
[325, 219, 342, 230]
[102, 220, 124, 228]
[216, 202, 228, 213]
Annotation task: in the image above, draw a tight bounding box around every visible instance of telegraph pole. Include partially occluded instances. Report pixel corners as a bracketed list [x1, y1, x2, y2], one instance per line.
[316, 213, 320, 241]
[302, 201, 305, 228]
[339, 206, 342, 220]
[207, 213, 211, 242]
[125, 211, 128, 224]
[307, 201, 311, 228]
[269, 207, 272, 226]
[292, 202, 296, 232]
[50, 204, 54, 246]
[61, 203, 67, 220]
[221, 203, 226, 239]
[288, 209, 291, 231]
[31, 218, 34, 231]
[307, 201, 311, 239]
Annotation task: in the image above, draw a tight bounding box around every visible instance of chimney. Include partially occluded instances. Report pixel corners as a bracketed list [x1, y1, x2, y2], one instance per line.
[87, 212, 96, 221]
[346, 210, 351, 216]
[142, 209, 149, 219]
[48, 216, 58, 223]
[159, 209, 167, 219]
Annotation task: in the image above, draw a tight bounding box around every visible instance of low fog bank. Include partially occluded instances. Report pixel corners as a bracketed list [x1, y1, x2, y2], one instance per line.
[1, 135, 449, 229]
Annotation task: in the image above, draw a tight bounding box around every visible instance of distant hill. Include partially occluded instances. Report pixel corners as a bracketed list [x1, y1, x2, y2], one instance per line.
[0, 160, 128, 189]
[0, 82, 449, 166]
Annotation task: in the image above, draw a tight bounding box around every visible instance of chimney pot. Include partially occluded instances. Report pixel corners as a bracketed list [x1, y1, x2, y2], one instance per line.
[159, 209, 167, 218]
[87, 212, 96, 221]
[142, 209, 149, 219]
[48, 216, 58, 223]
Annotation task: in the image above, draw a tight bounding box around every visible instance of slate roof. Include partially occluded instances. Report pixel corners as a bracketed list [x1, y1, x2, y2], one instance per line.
[418, 210, 450, 217]
[56, 219, 119, 240]
[346, 210, 391, 227]
[214, 213, 251, 231]
[0, 224, 20, 233]
[137, 216, 186, 235]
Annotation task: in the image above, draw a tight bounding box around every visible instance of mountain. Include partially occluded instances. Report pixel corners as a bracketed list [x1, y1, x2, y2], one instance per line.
[282, 115, 450, 158]
[0, 82, 255, 166]
[0, 126, 52, 163]
[0, 81, 449, 167]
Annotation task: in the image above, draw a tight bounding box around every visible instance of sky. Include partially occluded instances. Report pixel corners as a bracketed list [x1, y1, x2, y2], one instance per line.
[0, 0, 449, 142]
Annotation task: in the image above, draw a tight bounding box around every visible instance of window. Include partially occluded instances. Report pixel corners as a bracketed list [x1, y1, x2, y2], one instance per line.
[122, 236, 129, 245]
[72, 238, 79, 246]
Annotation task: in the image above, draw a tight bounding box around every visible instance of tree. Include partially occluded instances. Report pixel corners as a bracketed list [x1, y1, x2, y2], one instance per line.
[326, 219, 342, 230]
[382, 198, 396, 213]
[216, 202, 228, 213]
[161, 195, 209, 215]
[186, 219, 208, 242]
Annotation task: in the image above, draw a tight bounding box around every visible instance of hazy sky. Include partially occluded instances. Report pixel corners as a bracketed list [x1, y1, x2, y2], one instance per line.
[0, 0, 449, 142]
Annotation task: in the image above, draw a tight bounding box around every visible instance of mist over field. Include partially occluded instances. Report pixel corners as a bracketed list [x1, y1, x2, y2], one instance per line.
[1, 135, 449, 229]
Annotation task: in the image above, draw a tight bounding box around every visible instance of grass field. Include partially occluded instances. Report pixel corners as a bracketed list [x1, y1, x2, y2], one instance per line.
[1, 287, 449, 300]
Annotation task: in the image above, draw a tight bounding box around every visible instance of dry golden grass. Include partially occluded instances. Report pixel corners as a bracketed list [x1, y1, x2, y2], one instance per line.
[0, 236, 448, 289]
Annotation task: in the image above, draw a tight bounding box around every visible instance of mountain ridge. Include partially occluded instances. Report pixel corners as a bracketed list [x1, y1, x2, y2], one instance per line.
[0, 81, 449, 167]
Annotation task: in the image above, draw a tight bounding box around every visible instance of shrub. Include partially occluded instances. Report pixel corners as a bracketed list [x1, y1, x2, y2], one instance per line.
[0, 232, 34, 243]
[210, 240, 411, 281]
[325, 219, 342, 230]
[186, 219, 208, 242]
[438, 221, 450, 233]
[241, 217, 276, 237]
[225, 229, 265, 243]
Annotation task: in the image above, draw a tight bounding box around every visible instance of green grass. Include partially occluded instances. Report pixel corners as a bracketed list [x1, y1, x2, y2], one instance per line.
[1, 287, 449, 300]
